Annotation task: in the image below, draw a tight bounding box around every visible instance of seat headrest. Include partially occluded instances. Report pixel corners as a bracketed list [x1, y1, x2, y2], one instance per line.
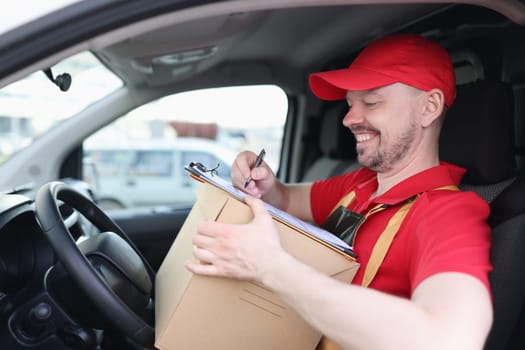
[319, 104, 341, 156]
[439, 80, 516, 185]
[319, 102, 356, 159]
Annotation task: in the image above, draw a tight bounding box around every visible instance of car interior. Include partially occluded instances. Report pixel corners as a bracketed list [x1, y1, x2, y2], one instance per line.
[1, 0, 525, 349]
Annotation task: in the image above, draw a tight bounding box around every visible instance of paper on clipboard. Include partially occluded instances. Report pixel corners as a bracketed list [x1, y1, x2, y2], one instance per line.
[185, 162, 355, 258]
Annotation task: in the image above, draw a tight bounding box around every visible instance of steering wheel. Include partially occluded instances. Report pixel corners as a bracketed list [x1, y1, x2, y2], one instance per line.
[34, 181, 155, 347]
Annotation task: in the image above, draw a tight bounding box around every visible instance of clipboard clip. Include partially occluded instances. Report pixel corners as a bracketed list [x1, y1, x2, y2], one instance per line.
[189, 162, 221, 177]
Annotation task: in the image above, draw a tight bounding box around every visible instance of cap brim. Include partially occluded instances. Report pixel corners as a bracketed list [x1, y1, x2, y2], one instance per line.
[309, 67, 399, 100]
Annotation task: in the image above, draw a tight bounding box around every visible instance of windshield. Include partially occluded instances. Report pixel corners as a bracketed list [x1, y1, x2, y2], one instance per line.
[0, 52, 122, 163]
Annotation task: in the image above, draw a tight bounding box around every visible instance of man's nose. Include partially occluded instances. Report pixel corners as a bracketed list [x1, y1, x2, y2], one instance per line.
[342, 105, 363, 128]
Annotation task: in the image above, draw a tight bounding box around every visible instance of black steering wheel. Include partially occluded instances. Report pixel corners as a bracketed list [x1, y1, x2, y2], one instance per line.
[34, 181, 155, 347]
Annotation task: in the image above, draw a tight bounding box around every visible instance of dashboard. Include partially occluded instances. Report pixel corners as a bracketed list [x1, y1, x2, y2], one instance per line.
[0, 182, 103, 349]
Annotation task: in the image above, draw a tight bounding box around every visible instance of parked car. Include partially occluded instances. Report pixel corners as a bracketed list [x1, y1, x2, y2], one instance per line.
[0, 1, 523, 349]
[84, 138, 237, 209]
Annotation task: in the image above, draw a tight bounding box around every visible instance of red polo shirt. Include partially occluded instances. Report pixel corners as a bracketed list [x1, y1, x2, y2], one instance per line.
[310, 162, 492, 298]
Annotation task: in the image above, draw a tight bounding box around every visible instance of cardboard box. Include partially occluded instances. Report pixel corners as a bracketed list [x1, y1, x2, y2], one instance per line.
[155, 182, 359, 350]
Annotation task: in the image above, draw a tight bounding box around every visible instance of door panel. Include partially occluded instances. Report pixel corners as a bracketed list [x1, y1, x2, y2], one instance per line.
[108, 206, 191, 271]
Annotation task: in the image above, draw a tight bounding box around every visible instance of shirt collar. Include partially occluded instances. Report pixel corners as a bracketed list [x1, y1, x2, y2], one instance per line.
[355, 162, 465, 206]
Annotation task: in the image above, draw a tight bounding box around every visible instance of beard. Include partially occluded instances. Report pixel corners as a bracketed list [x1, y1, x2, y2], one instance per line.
[356, 120, 418, 173]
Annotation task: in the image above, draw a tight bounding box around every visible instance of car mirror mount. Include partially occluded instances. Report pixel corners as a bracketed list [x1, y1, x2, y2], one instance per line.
[43, 68, 71, 92]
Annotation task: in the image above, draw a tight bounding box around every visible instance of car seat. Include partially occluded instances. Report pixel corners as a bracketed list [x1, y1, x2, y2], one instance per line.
[439, 80, 524, 350]
[301, 102, 359, 181]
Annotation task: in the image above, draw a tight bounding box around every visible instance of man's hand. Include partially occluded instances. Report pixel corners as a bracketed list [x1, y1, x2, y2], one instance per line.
[232, 151, 277, 199]
[185, 196, 288, 282]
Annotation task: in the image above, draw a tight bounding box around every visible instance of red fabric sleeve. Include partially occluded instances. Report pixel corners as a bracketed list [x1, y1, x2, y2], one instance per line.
[408, 190, 492, 293]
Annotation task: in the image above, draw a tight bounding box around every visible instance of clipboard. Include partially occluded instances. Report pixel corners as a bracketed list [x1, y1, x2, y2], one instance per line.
[185, 162, 356, 259]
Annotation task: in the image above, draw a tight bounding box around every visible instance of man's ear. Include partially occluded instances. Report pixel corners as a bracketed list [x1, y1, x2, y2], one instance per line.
[421, 88, 445, 128]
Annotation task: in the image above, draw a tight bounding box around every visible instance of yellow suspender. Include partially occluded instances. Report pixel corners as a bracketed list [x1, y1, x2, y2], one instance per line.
[361, 199, 414, 287]
[317, 185, 458, 350]
[337, 184, 459, 287]
[328, 191, 356, 217]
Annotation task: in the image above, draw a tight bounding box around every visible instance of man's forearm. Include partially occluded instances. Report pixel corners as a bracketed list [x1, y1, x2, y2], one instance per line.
[260, 252, 492, 350]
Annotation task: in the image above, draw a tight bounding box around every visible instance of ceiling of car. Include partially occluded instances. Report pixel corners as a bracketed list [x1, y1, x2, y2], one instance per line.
[96, 4, 439, 86]
[0, 0, 523, 94]
[90, 1, 517, 93]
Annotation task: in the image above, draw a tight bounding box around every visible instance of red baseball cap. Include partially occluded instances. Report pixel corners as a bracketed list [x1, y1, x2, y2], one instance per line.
[309, 34, 456, 107]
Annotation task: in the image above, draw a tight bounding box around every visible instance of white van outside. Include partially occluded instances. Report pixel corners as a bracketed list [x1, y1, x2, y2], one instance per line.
[84, 138, 236, 209]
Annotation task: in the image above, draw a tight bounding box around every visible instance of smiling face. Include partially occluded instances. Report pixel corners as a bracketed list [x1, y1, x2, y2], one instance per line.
[343, 83, 427, 173]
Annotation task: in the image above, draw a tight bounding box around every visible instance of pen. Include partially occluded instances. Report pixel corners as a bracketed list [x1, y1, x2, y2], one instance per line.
[244, 148, 266, 188]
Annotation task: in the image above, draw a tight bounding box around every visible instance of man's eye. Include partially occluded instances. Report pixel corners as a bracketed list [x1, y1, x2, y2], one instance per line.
[365, 101, 378, 108]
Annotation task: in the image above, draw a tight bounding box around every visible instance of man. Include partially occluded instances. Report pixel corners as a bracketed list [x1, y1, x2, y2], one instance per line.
[185, 34, 493, 349]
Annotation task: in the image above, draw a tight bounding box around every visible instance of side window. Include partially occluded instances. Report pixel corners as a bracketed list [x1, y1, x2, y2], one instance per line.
[452, 51, 484, 85]
[83, 85, 287, 210]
